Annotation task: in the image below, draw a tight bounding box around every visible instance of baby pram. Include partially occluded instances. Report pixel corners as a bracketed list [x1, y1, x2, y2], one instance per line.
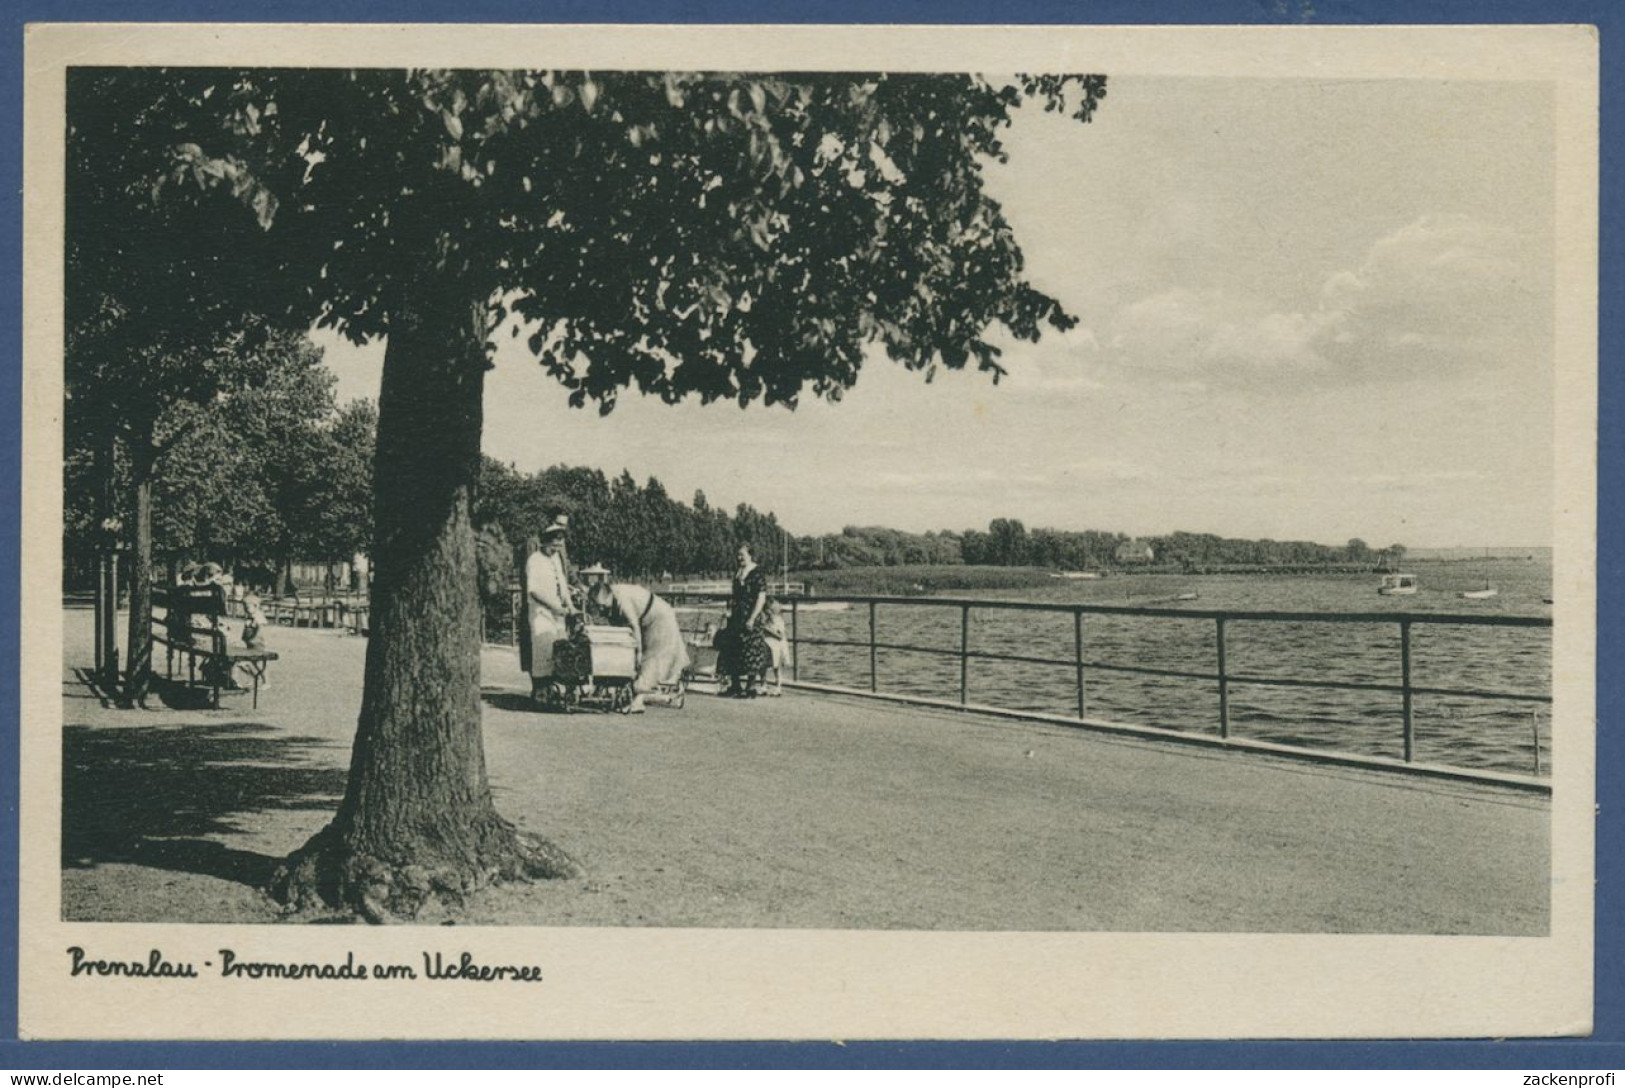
[680, 603, 788, 696]
[547, 619, 641, 713]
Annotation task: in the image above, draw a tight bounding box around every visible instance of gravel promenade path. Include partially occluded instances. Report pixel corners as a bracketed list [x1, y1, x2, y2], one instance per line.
[60, 607, 1549, 933]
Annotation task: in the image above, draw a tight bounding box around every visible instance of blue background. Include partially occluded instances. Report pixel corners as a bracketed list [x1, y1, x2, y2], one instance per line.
[2, 0, 1618, 1070]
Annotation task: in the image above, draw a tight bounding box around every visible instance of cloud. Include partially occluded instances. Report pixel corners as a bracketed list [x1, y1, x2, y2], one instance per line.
[1100, 214, 1549, 388]
[860, 466, 1053, 493]
[1313, 214, 1548, 379]
[1109, 289, 1334, 378]
[997, 326, 1106, 395]
[1051, 456, 1161, 484]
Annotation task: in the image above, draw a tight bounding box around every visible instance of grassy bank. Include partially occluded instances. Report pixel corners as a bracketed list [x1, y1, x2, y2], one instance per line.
[796, 565, 1061, 596]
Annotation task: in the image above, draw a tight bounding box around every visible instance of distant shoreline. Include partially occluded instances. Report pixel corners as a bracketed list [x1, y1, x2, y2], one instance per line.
[792, 558, 1551, 597]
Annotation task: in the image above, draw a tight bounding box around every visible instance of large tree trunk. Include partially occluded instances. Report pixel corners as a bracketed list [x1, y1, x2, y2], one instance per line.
[121, 437, 156, 707]
[270, 286, 576, 922]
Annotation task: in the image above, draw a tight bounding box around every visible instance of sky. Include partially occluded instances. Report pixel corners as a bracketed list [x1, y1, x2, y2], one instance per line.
[316, 75, 1557, 549]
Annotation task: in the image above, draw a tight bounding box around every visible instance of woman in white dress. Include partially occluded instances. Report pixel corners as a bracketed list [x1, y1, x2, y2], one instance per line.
[588, 582, 691, 711]
[523, 519, 577, 705]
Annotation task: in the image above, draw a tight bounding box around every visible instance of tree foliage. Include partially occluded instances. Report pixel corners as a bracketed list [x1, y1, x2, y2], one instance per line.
[76, 68, 1104, 408]
[63, 333, 371, 576]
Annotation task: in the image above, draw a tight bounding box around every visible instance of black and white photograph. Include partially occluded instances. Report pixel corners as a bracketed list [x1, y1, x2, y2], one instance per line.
[19, 23, 1597, 1040]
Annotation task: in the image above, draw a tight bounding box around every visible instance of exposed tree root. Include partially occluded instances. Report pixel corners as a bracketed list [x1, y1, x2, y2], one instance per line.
[267, 818, 579, 924]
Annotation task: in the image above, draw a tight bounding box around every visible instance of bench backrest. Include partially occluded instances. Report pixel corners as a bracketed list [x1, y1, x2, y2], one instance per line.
[156, 585, 229, 617]
[154, 585, 230, 654]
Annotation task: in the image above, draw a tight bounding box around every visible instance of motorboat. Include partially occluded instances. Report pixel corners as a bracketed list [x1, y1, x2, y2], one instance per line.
[1378, 573, 1419, 596]
[1136, 590, 1199, 605]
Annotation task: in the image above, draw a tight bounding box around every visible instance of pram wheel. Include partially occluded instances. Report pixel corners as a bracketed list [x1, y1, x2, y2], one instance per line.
[537, 680, 576, 713]
[611, 684, 635, 714]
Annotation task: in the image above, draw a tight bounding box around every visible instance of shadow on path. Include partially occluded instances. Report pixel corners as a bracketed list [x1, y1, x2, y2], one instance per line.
[63, 721, 347, 888]
[66, 668, 113, 706]
[68, 668, 251, 712]
[481, 688, 548, 715]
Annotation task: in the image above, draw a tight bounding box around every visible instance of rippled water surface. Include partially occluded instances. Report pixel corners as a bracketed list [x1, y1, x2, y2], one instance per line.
[762, 560, 1554, 777]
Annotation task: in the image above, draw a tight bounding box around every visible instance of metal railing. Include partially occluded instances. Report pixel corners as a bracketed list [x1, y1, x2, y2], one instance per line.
[665, 580, 807, 598]
[686, 592, 1550, 783]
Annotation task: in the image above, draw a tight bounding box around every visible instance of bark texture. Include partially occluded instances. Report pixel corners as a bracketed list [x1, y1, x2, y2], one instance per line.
[270, 287, 577, 922]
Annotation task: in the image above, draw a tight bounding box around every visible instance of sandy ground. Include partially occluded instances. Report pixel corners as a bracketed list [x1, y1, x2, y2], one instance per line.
[60, 607, 1550, 933]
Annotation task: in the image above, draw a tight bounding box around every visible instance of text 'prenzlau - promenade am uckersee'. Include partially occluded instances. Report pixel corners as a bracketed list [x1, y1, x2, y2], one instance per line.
[66, 947, 544, 982]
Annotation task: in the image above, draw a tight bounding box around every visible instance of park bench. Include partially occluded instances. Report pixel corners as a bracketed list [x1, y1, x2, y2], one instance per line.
[153, 585, 278, 709]
[264, 593, 363, 630]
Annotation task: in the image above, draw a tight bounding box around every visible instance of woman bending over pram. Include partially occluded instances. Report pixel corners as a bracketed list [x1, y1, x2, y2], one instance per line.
[587, 582, 691, 712]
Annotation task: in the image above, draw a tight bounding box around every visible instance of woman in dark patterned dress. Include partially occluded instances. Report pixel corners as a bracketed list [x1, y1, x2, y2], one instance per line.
[717, 543, 774, 697]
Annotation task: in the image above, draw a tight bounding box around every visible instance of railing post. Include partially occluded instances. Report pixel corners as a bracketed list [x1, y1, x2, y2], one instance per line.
[1074, 609, 1086, 719]
[868, 601, 879, 693]
[960, 604, 970, 706]
[1216, 616, 1229, 739]
[1531, 710, 1541, 775]
[790, 598, 799, 682]
[1400, 619, 1414, 763]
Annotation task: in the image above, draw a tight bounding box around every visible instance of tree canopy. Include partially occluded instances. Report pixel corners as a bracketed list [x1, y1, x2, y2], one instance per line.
[74, 68, 1104, 409]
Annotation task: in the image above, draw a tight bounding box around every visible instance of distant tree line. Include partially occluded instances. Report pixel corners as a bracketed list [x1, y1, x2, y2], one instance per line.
[472, 459, 790, 603]
[792, 521, 1405, 572]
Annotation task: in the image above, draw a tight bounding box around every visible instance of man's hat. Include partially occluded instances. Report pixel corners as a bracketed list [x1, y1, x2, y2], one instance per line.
[540, 515, 570, 539]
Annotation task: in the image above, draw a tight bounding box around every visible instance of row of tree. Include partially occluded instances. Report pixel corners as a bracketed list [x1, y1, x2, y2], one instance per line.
[65, 371, 802, 596]
[475, 461, 788, 582]
[65, 331, 377, 592]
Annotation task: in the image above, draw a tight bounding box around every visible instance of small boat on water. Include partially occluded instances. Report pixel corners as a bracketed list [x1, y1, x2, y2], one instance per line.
[1378, 573, 1420, 596]
[1461, 582, 1499, 600]
[1136, 591, 1199, 605]
[1051, 571, 1104, 580]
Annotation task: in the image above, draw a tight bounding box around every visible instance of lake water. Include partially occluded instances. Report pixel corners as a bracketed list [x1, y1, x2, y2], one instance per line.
[767, 559, 1553, 778]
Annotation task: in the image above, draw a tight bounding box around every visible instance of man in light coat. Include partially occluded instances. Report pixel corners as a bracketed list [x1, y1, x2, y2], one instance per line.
[524, 518, 577, 705]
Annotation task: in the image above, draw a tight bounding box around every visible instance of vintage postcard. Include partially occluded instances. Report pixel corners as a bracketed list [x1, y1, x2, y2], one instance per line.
[19, 22, 1597, 1039]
